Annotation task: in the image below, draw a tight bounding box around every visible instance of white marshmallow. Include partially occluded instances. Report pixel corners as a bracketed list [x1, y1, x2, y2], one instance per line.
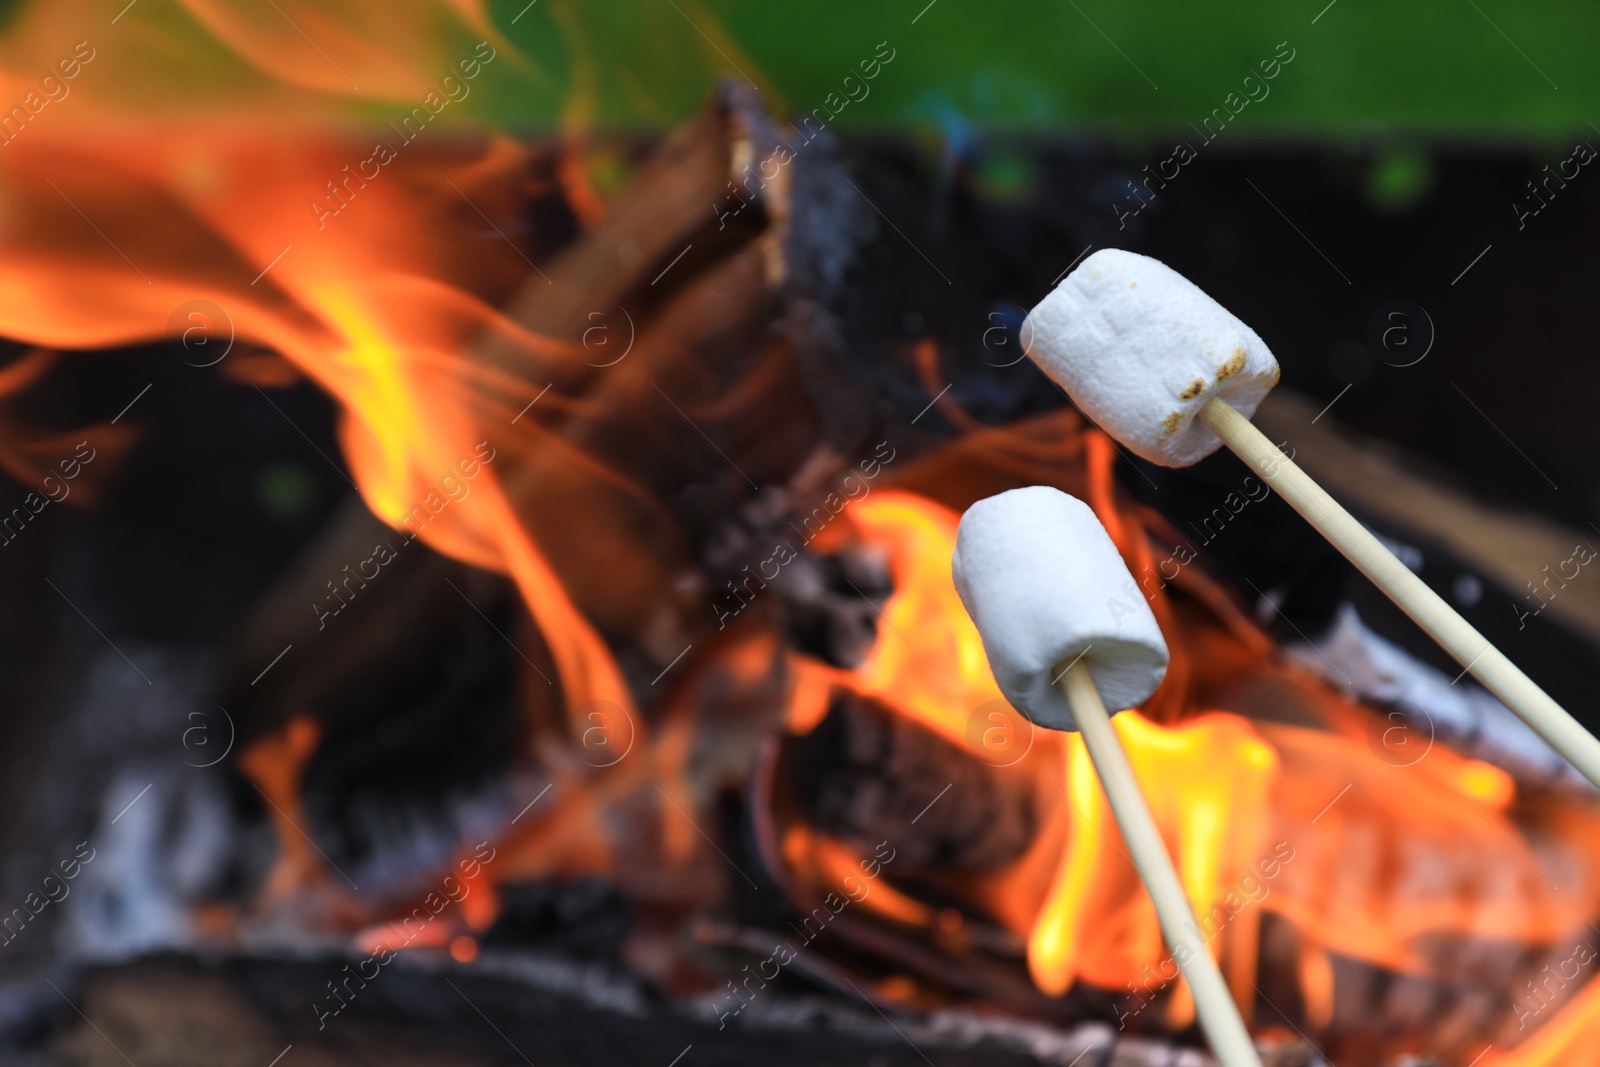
[1022, 249, 1279, 467]
[952, 486, 1169, 731]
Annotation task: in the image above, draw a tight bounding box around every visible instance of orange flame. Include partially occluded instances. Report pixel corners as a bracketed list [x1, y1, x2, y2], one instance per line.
[799, 470, 1600, 1063]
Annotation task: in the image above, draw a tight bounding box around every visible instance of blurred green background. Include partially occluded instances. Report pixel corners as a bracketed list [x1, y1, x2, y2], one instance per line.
[484, 0, 1596, 140]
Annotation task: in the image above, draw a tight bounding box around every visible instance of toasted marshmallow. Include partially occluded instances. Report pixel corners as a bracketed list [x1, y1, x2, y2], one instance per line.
[952, 486, 1168, 730]
[1023, 249, 1279, 467]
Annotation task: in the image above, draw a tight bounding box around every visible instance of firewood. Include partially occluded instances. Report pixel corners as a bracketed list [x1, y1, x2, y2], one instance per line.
[784, 690, 1036, 874]
[1253, 389, 1600, 649]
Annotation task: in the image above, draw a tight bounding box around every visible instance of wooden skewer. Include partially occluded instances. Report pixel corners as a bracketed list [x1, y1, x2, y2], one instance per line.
[1199, 398, 1600, 790]
[1058, 660, 1263, 1067]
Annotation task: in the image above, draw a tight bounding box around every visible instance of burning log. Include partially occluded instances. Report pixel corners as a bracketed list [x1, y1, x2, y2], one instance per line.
[470, 80, 887, 674]
[785, 691, 1036, 874]
[33, 953, 1329, 1067]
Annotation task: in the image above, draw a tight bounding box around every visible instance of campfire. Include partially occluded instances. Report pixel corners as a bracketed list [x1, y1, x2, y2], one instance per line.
[2, 9, 1599, 1067]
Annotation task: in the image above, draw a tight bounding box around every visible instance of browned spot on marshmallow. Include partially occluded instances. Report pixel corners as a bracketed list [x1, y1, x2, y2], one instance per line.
[1161, 411, 1184, 436]
[1217, 347, 1247, 381]
[1179, 378, 1207, 401]
[1129, 282, 1137, 288]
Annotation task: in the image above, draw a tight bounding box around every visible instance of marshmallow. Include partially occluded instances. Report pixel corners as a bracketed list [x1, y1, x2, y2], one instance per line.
[1022, 249, 1279, 467]
[952, 486, 1169, 730]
